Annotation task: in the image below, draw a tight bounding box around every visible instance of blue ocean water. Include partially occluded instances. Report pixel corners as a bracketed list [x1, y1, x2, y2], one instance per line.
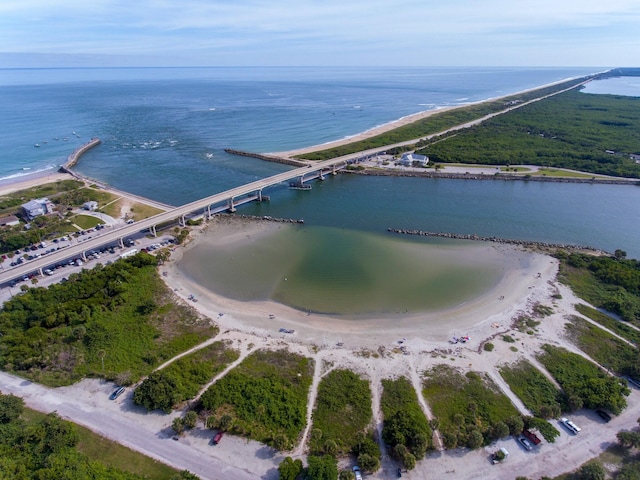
[2, 66, 639, 257]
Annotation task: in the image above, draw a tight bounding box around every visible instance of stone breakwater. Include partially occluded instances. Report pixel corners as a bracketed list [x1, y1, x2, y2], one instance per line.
[60, 137, 102, 171]
[348, 168, 640, 185]
[224, 149, 309, 168]
[215, 213, 305, 224]
[387, 228, 610, 255]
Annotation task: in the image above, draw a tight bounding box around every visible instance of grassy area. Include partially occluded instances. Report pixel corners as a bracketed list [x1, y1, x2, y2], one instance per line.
[0, 179, 83, 215]
[100, 197, 165, 221]
[381, 376, 432, 462]
[70, 213, 104, 229]
[531, 168, 601, 178]
[199, 349, 314, 450]
[134, 341, 240, 413]
[499, 359, 566, 417]
[556, 252, 640, 327]
[537, 344, 630, 414]
[296, 77, 589, 161]
[309, 369, 372, 455]
[0, 253, 215, 386]
[422, 365, 518, 448]
[565, 315, 639, 377]
[575, 303, 640, 345]
[420, 89, 640, 178]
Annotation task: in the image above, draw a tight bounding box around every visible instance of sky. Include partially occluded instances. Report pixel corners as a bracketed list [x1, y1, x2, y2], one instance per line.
[1, 0, 639, 67]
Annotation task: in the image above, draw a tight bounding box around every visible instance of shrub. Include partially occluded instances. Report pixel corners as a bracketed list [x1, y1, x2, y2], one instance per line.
[483, 342, 494, 352]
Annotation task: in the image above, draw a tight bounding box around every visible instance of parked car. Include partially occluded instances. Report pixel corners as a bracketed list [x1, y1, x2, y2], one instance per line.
[595, 409, 612, 422]
[109, 386, 126, 400]
[561, 417, 581, 434]
[352, 466, 363, 480]
[212, 432, 224, 445]
[518, 437, 533, 451]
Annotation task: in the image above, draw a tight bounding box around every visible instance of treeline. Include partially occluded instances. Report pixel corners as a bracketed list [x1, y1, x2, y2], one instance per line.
[381, 376, 432, 470]
[538, 344, 629, 414]
[558, 251, 640, 324]
[0, 393, 197, 479]
[418, 89, 640, 178]
[0, 253, 214, 386]
[297, 77, 590, 161]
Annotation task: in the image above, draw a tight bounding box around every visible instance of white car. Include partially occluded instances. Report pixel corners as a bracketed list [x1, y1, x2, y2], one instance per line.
[561, 417, 581, 434]
[352, 466, 363, 480]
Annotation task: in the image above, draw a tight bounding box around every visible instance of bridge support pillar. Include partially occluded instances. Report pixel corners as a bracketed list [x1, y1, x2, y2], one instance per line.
[179, 215, 186, 227]
[207, 205, 212, 220]
[332, 165, 336, 175]
[229, 197, 236, 213]
[319, 171, 325, 180]
[81, 251, 87, 261]
[257, 189, 263, 202]
[299, 175, 305, 185]
[38, 267, 43, 277]
[119, 237, 124, 248]
[151, 225, 157, 237]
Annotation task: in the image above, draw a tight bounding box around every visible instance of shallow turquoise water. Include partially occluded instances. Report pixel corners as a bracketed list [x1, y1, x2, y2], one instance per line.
[179, 225, 505, 316]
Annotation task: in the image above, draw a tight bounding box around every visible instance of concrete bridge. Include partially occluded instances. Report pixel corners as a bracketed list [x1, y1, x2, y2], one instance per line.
[0, 154, 369, 286]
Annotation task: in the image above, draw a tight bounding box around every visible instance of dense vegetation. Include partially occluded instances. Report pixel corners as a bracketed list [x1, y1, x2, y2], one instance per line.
[0, 253, 214, 386]
[565, 316, 640, 378]
[309, 369, 373, 456]
[419, 89, 640, 178]
[422, 365, 519, 449]
[199, 349, 313, 450]
[557, 252, 640, 325]
[380, 376, 431, 469]
[499, 359, 567, 417]
[537, 344, 630, 414]
[0, 393, 196, 479]
[575, 304, 640, 346]
[133, 341, 239, 413]
[297, 77, 590, 161]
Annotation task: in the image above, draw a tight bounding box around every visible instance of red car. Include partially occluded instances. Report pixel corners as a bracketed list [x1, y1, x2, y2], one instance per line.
[212, 432, 224, 445]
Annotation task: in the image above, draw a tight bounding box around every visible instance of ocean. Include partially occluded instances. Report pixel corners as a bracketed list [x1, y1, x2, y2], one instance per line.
[1, 66, 639, 260]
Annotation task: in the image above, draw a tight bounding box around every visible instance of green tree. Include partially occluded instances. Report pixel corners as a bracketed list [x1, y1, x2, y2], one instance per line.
[467, 429, 484, 449]
[277, 457, 303, 480]
[577, 462, 605, 480]
[183, 411, 198, 429]
[306, 455, 338, 480]
[505, 415, 524, 435]
[357, 453, 380, 473]
[0, 394, 24, 423]
[172, 417, 185, 435]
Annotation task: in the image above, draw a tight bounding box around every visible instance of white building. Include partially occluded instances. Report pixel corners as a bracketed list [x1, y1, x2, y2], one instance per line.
[83, 201, 98, 211]
[399, 152, 429, 167]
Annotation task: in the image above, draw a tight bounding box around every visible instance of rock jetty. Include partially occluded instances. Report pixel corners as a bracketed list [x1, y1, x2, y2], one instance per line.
[224, 149, 309, 168]
[215, 213, 304, 224]
[387, 227, 609, 254]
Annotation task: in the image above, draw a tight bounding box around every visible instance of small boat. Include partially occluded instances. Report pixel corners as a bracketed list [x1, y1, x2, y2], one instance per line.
[34, 143, 40, 147]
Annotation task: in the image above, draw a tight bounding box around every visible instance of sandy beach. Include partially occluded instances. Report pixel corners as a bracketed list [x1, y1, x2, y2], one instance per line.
[0, 170, 73, 196]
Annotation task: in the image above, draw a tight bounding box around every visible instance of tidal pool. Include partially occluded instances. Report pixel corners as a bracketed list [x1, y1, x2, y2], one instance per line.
[178, 223, 510, 317]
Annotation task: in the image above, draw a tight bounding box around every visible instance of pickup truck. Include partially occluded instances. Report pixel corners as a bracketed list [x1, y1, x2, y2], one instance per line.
[523, 429, 542, 445]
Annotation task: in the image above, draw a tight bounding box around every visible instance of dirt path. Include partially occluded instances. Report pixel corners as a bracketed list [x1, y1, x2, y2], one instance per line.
[154, 335, 221, 372]
[485, 368, 531, 416]
[293, 352, 322, 457]
[408, 360, 444, 450]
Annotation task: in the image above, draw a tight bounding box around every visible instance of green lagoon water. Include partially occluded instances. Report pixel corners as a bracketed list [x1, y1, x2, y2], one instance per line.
[179, 225, 506, 316]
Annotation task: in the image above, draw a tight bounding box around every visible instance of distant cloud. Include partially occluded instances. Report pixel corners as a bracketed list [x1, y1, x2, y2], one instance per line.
[1, 0, 639, 66]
